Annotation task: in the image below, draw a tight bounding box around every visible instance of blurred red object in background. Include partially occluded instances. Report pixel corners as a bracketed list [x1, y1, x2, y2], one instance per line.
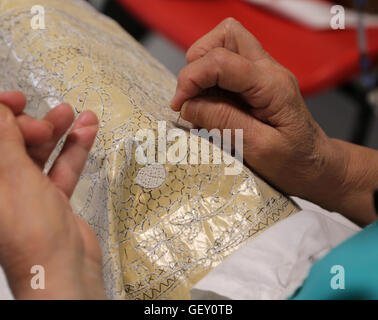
[116, 0, 378, 96]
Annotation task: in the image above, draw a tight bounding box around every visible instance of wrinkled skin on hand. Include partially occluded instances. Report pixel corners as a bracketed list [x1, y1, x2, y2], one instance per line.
[171, 18, 349, 212]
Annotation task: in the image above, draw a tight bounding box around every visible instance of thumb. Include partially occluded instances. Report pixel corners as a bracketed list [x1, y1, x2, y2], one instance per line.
[180, 96, 269, 135]
[180, 96, 280, 161]
[0, 103, 27, 167]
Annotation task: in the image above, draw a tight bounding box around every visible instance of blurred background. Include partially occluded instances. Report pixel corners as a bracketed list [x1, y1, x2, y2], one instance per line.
[86, 0, 378, 149]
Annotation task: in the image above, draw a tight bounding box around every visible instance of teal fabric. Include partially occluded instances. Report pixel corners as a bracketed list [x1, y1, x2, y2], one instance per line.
[289, 220, 378, 300]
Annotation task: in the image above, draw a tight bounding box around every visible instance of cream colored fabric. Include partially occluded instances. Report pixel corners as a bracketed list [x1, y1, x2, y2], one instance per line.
[0, 0, 298, 299]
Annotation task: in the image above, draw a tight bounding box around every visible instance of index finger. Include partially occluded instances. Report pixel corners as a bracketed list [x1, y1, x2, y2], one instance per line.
[48, 110, 98, 198]
[171, 47, 273, 111]
[186, 17, 267, 64]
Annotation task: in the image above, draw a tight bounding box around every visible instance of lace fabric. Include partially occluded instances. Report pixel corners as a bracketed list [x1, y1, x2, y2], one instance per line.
[0, 0, 299, 299]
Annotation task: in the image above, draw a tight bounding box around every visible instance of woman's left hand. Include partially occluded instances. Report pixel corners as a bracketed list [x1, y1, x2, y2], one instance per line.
[0, 91, 106, 299]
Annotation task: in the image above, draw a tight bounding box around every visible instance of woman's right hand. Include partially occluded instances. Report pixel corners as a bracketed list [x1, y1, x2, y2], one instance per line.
[171, 18, 378, 225]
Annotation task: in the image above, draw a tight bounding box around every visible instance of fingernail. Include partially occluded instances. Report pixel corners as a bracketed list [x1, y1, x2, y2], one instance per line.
[180, 101, 189, 120]
[0, 103, 11, 122]
[170, 90, 181, 111]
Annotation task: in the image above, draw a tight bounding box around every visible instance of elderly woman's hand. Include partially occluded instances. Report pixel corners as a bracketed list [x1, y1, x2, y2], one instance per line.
[0, 92, 106, 299]
[171, 18, 378, 225]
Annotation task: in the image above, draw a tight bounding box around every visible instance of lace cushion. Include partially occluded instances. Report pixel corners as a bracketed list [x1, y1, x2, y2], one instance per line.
[0, 0, 299, 299]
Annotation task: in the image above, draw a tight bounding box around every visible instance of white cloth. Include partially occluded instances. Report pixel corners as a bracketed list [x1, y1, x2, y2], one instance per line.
[0, 267, 12, 300]
[246, 0, 378, 29]
[191, 198, 360, 300]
